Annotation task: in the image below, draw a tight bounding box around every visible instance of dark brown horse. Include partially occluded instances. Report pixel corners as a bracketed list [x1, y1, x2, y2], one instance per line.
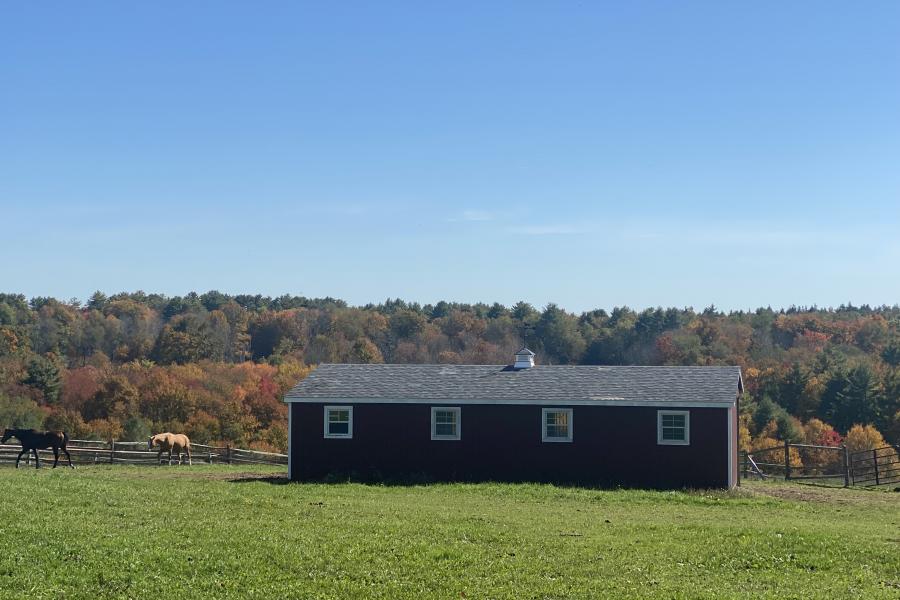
[1, 429, 75, 469]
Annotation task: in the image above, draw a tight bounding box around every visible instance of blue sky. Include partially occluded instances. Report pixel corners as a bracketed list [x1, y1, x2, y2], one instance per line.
[2, 2, 898, 313]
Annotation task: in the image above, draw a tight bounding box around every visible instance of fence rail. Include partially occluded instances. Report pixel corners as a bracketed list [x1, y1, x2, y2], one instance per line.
[742, 442, 900, 488]
[0, 439, 287, 468]
[849, 446, 900, 486]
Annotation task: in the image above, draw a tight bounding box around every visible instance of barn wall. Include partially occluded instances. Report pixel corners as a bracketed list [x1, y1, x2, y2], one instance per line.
[289, 402, 731, 488]
[731, 404, 739, 487]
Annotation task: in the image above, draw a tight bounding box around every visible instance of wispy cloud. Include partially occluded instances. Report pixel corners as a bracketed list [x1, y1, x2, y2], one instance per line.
[319, 203, 369, 216]
[448, 209, 495, 222]
[506, 224, 586, 236]
[333, 204, 369, 216]
[447, 207, 593, 236]
[280, 202, 370, 218]
[618, 222, 878, 247]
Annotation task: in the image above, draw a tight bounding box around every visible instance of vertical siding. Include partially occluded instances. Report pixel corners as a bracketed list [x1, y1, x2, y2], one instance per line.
[730, 404, 739, 488]
[290, 403, 731, 488]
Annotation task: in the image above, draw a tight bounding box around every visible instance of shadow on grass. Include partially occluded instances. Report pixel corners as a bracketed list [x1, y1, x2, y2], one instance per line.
[226, 473, 749, 497]
[225, 471, 590, 488]
[228, 475, 292, 485]
[227, 474, 449, 487]
[228, 470, 605, 488]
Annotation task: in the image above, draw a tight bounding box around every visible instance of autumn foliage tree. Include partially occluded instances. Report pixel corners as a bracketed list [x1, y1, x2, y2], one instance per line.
[844, 424, 888, 454]
[1, 291, 899, 452]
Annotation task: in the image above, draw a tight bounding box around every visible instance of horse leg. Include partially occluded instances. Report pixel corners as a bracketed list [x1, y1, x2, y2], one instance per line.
[52, 446, 60, 468]
[33, 448, 41, 469]
[168, 449, 173, 466]
[186, 447, 192, 466]
[157, 448, 163, 465]
[15, 449, 27, 469]
[64, 447, 75, 468]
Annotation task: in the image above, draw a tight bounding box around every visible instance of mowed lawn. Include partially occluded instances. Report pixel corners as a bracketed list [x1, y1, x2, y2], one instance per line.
[0, 466, 897, 599]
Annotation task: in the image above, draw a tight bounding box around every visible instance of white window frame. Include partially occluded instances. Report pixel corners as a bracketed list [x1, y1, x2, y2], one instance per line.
[657, 410, 690, 445]
[431, 406, 461, 441]
[323, 405, 353, 439]
[542, 408, 573, 443]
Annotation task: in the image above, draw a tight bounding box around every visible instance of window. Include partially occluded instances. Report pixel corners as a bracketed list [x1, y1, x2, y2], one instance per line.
[431, 407, 461, 440]
[324, 406, 353, 439]
[542, 408, 573, 442]
[657, 410, 689, 445]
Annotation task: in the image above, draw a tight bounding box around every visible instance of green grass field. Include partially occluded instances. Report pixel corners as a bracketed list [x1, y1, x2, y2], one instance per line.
[0, 466, 896, 599]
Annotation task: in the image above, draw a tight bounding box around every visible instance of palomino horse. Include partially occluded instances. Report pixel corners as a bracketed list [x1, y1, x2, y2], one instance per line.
[148, 432, 192, 465]
[1, 428, 75, 469]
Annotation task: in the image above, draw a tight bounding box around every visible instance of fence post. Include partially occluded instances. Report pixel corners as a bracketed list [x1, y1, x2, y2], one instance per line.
[109, 440, 115, 465]
[208, 449, 212, 464]
[841, 445, 850, 487]
[226, 444, 232, 465]
[784, 440, 791, 480]
[873, 448, 879, 486]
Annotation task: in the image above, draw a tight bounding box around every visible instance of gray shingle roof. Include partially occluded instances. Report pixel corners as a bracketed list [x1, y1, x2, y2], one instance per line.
[284, 364, 742, 406]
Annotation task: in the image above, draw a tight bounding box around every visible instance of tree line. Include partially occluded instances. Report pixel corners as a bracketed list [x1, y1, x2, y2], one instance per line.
[1, 291, 898, 452]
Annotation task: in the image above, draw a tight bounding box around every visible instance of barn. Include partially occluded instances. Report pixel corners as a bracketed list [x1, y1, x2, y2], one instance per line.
[284, 349, 743, 488]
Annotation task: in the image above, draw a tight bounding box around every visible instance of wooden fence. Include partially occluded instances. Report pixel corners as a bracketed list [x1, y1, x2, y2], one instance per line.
[742, 442, 900, 487]
[0, 439, 287, 468]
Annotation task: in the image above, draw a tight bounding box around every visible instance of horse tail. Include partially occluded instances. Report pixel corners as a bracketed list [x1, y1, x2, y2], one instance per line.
[62, 431, 69, 448]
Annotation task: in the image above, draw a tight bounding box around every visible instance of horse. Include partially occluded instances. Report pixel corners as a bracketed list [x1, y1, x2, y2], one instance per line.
[1, 428, 75, 469]
[148, 432, 192, 465]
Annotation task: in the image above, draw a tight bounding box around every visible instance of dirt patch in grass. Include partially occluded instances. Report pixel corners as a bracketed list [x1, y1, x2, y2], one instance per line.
[746, 481, 899, 507]
[79, 464, 286, 482]
[166, 468, 288, 483]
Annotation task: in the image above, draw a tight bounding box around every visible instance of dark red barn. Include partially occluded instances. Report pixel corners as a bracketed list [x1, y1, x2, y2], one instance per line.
[285, 349, 743, 488]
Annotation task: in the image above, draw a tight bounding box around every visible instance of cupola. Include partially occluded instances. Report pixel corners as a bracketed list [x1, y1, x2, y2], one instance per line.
[513, 347, 535, 370]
